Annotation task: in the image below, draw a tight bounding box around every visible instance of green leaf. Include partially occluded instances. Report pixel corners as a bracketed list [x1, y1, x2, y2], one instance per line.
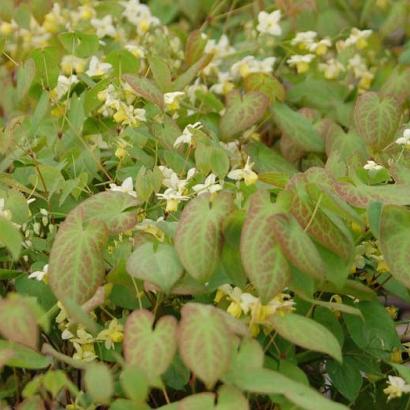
[175, 192, 233, 283]
[84, 362, 113, 405]
[289, 181, 353, 261]
[73, 191, 139, 234]
[343, 301, 400, 359]
[272, 102, 325, 153]
[123, 74, 164, 109]
[0, 294, 38, 350]
[210, 146, 230, 179]
[221, 210, 247, 288]
[243, 73, 285, 103]
[124, 309, 177, 385]
[31, 47, 60, 89]
[271, 213, 326, 281]
[240, 191, 290, 303]
[120, 366, 149, 403]
[0, 340, 51, 369]
[58, 32, 99, 58]
[184, 30, 207, 66]
[327, 357, 362, 402]
[179, 303, 232, 388]
[269, 313, 342, 362]
[16, 58, 36, 101]
[48, 211, 109, 305]
[380, 205, 410, 288]
[126, 241, 183, 293]
[220, 91, 269, 141]
[148, 54, 173, 92]
[0, 216, 22, 260]
[353, 92, 401, 151]
[172, 54, 211, 91]
[367, 201, 383, 238]
[106, 49, 140, 75]
[228, 367, 348, 410]
[335, 182, 410, 208]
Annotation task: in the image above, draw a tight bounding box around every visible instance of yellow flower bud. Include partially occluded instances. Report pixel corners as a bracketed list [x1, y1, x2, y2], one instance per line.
[296, 61, 310, 74]
[0, 22, 14, 35]
[227, 301, 242, 318]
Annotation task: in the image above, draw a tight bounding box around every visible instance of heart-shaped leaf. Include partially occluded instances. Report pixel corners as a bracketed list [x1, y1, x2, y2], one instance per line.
[73, 191, 139, 234]
[126, 241, 184, 293]
[240, 191, 290, 303]
[175, 192, 234, 283]
[269, 313, 342, 362]
[380, 205, 410, 288]
[123, 74, 164, 109]
[124, 309, 177, 384]
[0, 294, 38, 350]
[271, 213, 326, 280]
[272, 102, 325, 153]
[220, 91, 269, 140]
[48, 211, 108, 305]
[353, 92, 401, 150]
[178, 303, 232, 389]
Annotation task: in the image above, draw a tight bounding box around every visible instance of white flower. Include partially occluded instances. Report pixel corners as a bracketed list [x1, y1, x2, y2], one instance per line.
[205, 34, 235, 57]
[164, 92, 185, 110]
[156, 188, 190, 212]
[192, 173, 223, 195]
[291, 31, 317, 48]
[174, 122, 203, 148]
[231, 56, 276, 79]
[29, 264, 48, 281]
[125, 44, 145, 58]
[384, 376, 410, 401]
[318, 59, 345, 80]
[86, 56, 112, 77]
[54, 74, 79, 99]
[348, 54, 368, 78]
[287, 54, 315, 74]
[396, 129, 410, 146]
[256, 10, 282, 36]
[228, 157, 258, 185]
[91, 15, 117, 38]
[0, 198, 12, 220]
[363, 160, 383, 171]
[345, 28, 372, 49]
[108, 177, 137, 198]
[121, 0, 160, 34]
[61, 55, 87, 75]
[309, 38, 332, 55]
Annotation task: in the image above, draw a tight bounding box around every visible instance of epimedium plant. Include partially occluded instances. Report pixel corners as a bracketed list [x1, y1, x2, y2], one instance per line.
[0, 0, 410, 409]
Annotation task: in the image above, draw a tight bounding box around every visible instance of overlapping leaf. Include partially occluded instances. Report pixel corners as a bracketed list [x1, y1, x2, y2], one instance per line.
[220, 91, 269, 140]
[353, 92, 401, 150]
[380, 205, 410, 288]
[271, 213, 326, 280]
[269, 313, 342, 362]
[240, 191, 290, 303]
[272, 102, 325, 153]
[0, 294, 38, 350]
[123, 74, 164, 109]
[73, 191, 139, 234]
[175, 192, 233, 283]
[126, 241, 184, 293]
[48, 211, 108, 304]
[178, 303, 232, 388]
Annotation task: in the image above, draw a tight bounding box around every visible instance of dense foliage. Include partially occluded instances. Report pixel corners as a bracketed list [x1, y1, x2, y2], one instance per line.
[1, 0, 410, 408]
